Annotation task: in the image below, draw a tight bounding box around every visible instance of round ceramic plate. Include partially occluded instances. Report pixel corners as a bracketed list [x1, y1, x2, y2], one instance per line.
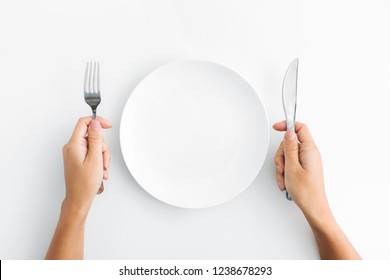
[120, 60, 269, 208]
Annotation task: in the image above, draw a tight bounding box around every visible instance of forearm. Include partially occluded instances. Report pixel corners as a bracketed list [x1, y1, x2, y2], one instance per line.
[45, 200, 89, 260]
[304, 208, 361, 260]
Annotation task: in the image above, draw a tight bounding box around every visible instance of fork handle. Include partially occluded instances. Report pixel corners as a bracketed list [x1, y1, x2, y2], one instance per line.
[91, 111, 103, 194]
[97, 181, 104, 194]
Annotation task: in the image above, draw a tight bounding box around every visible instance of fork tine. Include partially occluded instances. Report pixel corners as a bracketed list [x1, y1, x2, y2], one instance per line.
[97, 62, 100, 93]
[84, 62, 90, 93]
[92, 61, 95, 93]
[88, 61, 92, 93]
[94, 62, 98, 93]
[89, 62, 93, 94]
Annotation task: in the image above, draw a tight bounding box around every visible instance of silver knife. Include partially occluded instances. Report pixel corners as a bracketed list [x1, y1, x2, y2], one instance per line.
[282, 58, 299, 201]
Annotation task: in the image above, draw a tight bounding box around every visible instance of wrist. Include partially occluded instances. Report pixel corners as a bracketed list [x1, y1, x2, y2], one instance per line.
[302, 203, 337, 232]
[60, 197, 91, 224]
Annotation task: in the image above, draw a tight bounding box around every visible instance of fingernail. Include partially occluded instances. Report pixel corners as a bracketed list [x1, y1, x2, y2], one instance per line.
[284, 130, 296, 140]
[90, 120, 101, 130]
[277, 181, 284, 191]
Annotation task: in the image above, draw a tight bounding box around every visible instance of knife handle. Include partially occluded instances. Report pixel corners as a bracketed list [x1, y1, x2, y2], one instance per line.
[286, 116, 295, 131]
[285, 125, 294, 201]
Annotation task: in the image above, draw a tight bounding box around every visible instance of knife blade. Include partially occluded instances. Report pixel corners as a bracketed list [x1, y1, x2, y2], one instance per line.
[283, 58, 299, 132]
[282, 58, 299, 201]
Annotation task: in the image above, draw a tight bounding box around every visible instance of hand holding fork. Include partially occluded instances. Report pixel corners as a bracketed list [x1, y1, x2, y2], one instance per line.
[84, 62, 105, 194]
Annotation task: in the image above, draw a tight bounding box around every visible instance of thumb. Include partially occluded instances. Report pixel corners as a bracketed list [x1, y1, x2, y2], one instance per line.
[283, 130, 300, 167]
[87, 119, 103, 162]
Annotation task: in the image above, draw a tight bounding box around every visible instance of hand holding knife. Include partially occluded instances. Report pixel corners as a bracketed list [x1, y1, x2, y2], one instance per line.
[282, 58, 299, 201]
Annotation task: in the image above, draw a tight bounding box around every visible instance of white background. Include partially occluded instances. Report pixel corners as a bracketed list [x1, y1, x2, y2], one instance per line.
[0, 0, 389, 259]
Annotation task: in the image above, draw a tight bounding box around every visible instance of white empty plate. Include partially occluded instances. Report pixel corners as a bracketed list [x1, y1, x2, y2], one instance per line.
[120, 60, 269, 208]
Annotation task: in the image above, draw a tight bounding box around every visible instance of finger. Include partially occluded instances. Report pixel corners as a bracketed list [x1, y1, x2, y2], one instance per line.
[276, 172, 285, 191]
[70, 117, 90, 142]
[272, 121, 287, 131]
[273, 121, 314, 144]
[102, 139, 110, 170]
[96, 116, 112, 129]
[274, 142, 285, 191]
[283, 130, 300, 168]
[103, 170, 108, 180]
[86, 120, 103, 163]
[274, 142, 285, 170]
[70, 116, 112, 142]
[295, 122, 314, 144]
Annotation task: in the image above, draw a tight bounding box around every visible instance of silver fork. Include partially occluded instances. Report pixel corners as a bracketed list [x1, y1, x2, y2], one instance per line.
[84, 62, 101, 119]
[84, 61, 104, 194]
